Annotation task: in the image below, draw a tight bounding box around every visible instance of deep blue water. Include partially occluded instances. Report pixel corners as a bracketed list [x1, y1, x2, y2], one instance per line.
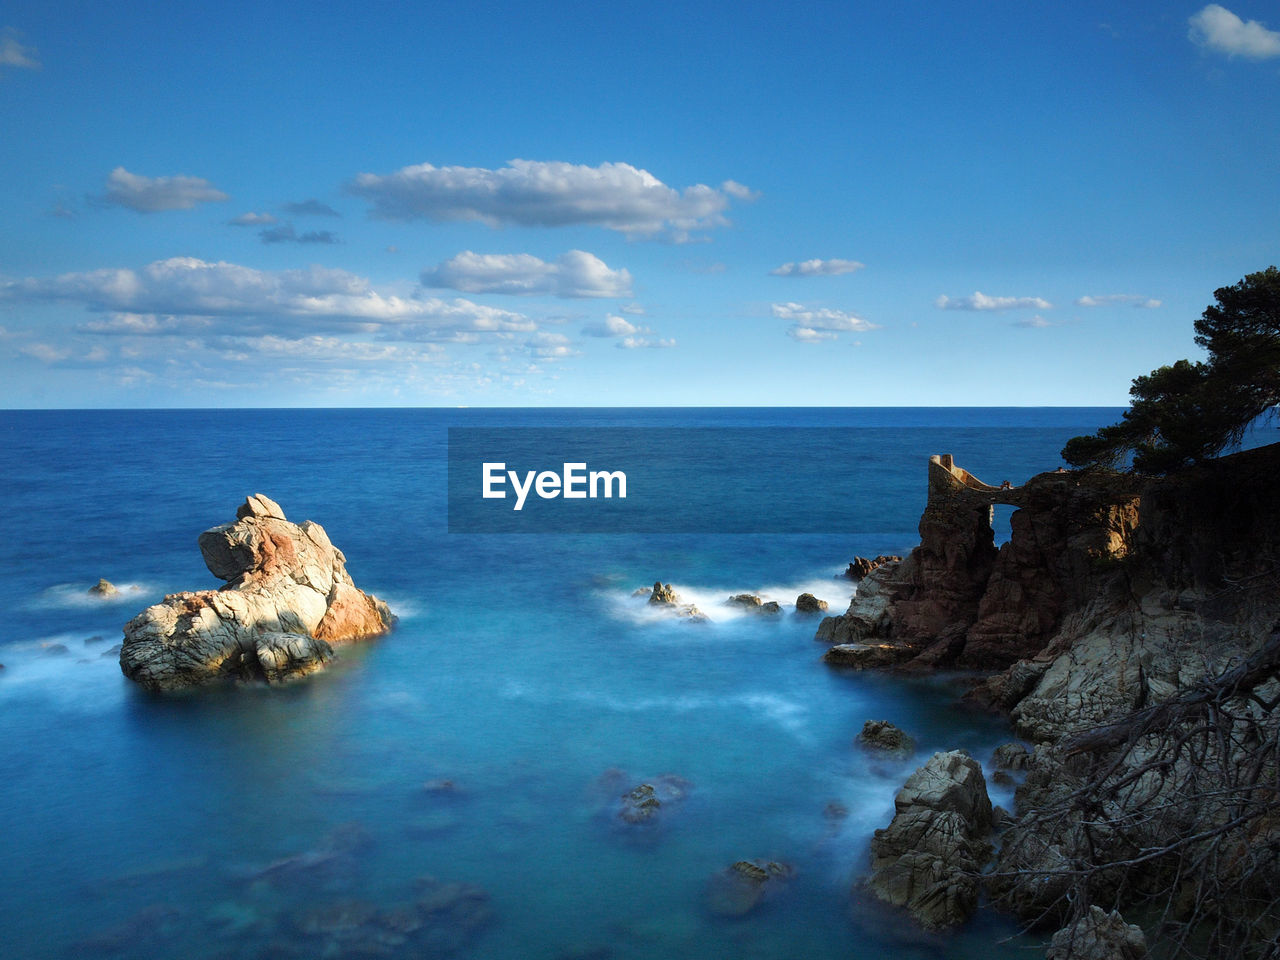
[0, 407, 1123, 960]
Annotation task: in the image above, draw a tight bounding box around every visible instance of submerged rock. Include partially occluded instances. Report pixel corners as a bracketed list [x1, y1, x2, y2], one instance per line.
[857, 720, 915, 757]
[822, 642, 913, 669]
[865, 750, 993, 930]
[613, 775, 692, 831]
[120, 494, 393, 691]
[704, 859, 795, 917]
[89, 578, 118, 597]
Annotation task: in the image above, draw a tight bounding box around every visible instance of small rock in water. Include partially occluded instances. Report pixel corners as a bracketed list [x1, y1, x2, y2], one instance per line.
[89, 578, 118, 597]
[727, 593, 763, 608]
[795, 593, 829, 614]
[857, 720, 916, 757]
[83, 635, 105, 646]
[422, 778, 462, 795]
[704, 859, 795, 917]
[41, 642, 70, 657]
[101, 643, 122, 658]
[618, 783, 662, 825]
[649, 581, 678, 605]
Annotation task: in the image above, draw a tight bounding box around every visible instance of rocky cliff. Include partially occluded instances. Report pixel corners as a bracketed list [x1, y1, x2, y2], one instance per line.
[120, 495, 393, 691]
[831, 447, 1280, 956]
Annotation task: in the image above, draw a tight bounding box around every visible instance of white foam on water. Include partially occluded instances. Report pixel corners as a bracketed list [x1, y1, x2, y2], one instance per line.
[498, 679, 813, 739]
[28, 581, 157, 611]
[375, 592, 425, 620]
[601, 571, 856, 629]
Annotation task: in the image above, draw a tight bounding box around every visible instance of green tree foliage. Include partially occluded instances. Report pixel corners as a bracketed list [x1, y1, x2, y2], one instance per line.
[1063, 267, 1280, 473]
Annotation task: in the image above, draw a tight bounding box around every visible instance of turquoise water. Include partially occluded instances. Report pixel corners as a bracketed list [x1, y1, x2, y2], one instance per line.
[0, 408, 1120, 959]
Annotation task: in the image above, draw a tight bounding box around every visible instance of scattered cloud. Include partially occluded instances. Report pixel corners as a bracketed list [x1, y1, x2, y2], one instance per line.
[1, 256, 534, 339]
[282, 199, 341, 217]
[581, 314, 644, 338]
[770, 258, 865, 278]
[348, 159, 751, 240]
[1013, 316, 1059, 329]
[259, 223, 340, 245]
[98, 167, 228, 213]
[619, 336, 675, 349]
[935, 291, 1052, 311]
[772, 301, 880, 342]
[229, 212, 277, 226]
[619, 303, 645, 315]
[0, 29, 39, 71]
[1076, 294, 1162, 308]
[1189, 4, 1280, 59]
[422, 250, 632, 298]
[526, 331, 580, 359]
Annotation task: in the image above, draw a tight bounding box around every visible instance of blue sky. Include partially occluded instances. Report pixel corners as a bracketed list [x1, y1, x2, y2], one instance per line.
[1, 1, 1278, 407]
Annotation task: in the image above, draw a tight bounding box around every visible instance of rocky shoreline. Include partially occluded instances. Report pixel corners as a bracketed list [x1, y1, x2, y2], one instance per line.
[819, 449, 1280, 956]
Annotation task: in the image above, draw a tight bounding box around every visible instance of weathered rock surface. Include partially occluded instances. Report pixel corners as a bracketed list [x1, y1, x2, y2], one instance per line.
[856, 720, 915, 757]
[649, 581, 678, 605]
[866, 750, 993, 930]
[816, 455, 1141, 670]
[90, 578, 118, 597]
[990, 741, 1031, 771]
[822, 642, 913, 669]
[120, 495, 392, 691]
[643, 581, 707, 621]
[1047, 907, 1148, 960]
[795, 592, 828, 614]
[704, 860, 794, 917]
[844, 555, 902, 581]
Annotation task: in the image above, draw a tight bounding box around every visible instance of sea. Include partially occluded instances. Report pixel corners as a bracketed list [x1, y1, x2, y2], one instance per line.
[0, 407, 1125, 960]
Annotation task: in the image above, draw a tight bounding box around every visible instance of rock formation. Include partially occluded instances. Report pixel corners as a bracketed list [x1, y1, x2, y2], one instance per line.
[704, 860, 794, 917]
[795, 592, 828, 614]
[844, 555, 902, 581]
[90, 578, 118, 597]
[120, 494, 392, 691]
[856, 719, 915, 757]
[866, 750, 993, 930]
[837, 447, 1280, 955]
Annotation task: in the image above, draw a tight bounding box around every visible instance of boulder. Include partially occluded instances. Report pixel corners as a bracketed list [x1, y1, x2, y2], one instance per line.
[727, 593, 763, 608]
[89, 578, 118, 597]
[120, 495, 392, 691]
[1047, 907, 1148, 960]
[991, 742, 1032, 771]
[704, 860, 794, 917]
[649, 582, 678, 605]
[865, 750, 993, 930]
[795, 593, 829, 614]
[856, 720, 915, 757]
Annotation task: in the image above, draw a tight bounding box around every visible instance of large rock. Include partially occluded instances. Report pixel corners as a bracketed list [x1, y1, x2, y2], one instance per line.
[120, 495, 392, 691]
[856, 720, 915, 757]
[1047, 907, 1148, 960]
[865, 750, 993, 930]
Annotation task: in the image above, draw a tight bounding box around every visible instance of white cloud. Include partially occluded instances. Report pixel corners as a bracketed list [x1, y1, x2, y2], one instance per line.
[581, 314, 643, 338]
[229, 212, 277, 226]
[349, 159, 750, 239]
[618, 336, 675, 349]
[526, 331, 580, 359]
[99, 167, 229, 213]
[1076, 294, 1162, 308]
[772, 301, 880, 341]
[2, 256, 534, 338]
[422, 250, 632, 298]
[0, 29, 39, 70]
[1190, 4, 1280, 59]
[619, 303, 645, 315]
[770, 258, 865, 278]
[935, 291, 1052, 311]
[787, 326, 839, 342]
[1013, 316, 1058, 329]
[259, 223, 340, 245]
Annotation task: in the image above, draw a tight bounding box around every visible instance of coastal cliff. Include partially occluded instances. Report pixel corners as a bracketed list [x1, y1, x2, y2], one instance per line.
[825, 447, 1280, 955]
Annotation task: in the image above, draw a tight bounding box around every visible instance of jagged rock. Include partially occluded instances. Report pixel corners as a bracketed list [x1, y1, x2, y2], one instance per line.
[795, 593, 829, 614]
[704, 859, 795, 917]
[89, 578, 118, 597]
[728, 593, 762, 608]
[120, 496, 393, 691]
[844, 555, 903, 581]
[649, 582, 678, 605]
[857, 720, 916, 757]
[1047, 907, 1148, 960]
[991, 742, 1032, 771]
[816, 561, 908, 644]
[823, 642, 913, 669]
[865, 750, 993, 930]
